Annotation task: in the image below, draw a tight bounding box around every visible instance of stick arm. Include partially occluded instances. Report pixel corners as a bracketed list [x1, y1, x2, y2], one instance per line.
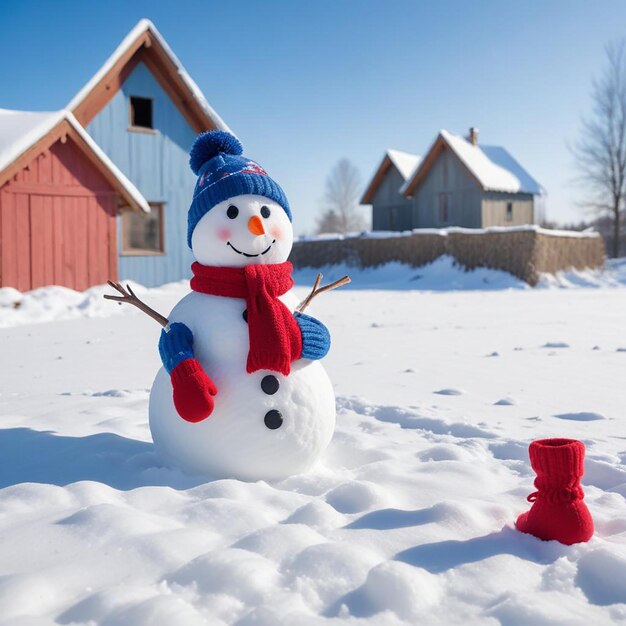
[104, 281, 170, 327]
[296, 273, 351, 313]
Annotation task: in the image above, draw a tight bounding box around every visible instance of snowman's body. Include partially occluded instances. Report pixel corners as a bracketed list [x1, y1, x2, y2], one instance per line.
[149, 289, 335, 481]
[146, 131, 338, 481]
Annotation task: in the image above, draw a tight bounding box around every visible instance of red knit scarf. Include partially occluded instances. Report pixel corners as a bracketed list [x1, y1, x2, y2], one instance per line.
[190, 261, 302, 375]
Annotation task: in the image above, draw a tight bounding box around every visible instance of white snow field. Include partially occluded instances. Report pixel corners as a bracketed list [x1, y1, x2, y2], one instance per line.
[1, 258, 626, 625]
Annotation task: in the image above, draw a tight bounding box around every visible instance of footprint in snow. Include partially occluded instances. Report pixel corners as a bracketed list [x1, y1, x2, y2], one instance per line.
[434, 388, 464, 396]
[542, 341, 570, 349]
[486, 352, 500, 357]
[554, 412, 605, 422]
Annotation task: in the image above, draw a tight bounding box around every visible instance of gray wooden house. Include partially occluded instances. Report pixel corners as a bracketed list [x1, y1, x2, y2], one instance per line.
[363, 128, 544, 230]
[361, 149, 420, 230]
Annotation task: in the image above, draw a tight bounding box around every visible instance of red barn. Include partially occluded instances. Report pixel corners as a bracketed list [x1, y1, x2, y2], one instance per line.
[0, 109, 149, 291]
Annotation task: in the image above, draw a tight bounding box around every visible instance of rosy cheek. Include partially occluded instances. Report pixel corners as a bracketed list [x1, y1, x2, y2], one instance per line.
[270, 226, 282, 239]
[217, 228, 231, 241]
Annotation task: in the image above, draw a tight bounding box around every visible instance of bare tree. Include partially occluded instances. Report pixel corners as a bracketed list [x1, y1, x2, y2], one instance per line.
[315, 209, 343, 234]
[573, 40, 626, 257]
[317, 159, 365, 234]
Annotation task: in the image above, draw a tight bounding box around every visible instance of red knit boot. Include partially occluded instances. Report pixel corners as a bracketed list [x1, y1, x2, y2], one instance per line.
[516, 438, 593, 545]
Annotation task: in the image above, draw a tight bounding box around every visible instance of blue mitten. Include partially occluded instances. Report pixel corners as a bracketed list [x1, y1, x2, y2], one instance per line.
[158, 322, 217, 423]
[158, 322, 194, 374]
[294, 312, 331, 360]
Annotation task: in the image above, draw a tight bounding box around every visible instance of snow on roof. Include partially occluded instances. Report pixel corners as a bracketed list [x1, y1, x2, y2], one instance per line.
[0, 108, 150, 212]
[386, 149, 421, 181]
[0, 109, 58, 174]
[361, 148, 421, 204]
[479, 145, 544, 195]
[67, 19, 230, 133]
[438, 130, 543, 195]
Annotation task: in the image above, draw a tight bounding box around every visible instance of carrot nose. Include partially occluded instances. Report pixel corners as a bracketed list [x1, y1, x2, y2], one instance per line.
[248, 215, 266, 236]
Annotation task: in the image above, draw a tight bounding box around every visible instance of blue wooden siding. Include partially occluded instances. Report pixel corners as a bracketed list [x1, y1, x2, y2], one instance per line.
[86, 62, 197, 286]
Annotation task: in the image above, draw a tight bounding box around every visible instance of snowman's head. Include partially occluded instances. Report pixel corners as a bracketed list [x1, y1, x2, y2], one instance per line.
[191, 194, 293, 266]
[187, 131, 294, 267]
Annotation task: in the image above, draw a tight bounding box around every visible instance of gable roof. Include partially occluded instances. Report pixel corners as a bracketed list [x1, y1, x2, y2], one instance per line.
[68, 19, 230, 134]
[0, 108, 150, 212]
[361, 149, 421, 204]
[402, 130, 544, 197]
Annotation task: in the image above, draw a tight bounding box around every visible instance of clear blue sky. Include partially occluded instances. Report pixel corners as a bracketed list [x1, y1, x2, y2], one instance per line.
[2, 1, 625, 234]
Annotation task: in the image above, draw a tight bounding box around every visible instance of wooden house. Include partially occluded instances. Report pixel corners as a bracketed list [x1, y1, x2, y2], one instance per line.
[0, 109, 148, 291]
[363, 128, 545, 231]
[360, 149, 420, 231]
[0, 19, 229, 291]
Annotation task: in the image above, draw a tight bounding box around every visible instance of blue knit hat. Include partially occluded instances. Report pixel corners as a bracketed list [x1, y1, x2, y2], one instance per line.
[187, 131, 291, 247]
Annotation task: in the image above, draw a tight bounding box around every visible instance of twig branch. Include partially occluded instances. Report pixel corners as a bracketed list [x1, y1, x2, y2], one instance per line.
[104, 281, 169, 327]
[297, 273, 351, 313]
[104, 273, 350, 325]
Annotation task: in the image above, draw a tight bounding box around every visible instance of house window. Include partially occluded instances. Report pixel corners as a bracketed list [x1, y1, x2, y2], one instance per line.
[129, 96, 154, 130]
[506, 202, 513, 221]
[438, 193, 450, 224]
[122, 202, 165, 255]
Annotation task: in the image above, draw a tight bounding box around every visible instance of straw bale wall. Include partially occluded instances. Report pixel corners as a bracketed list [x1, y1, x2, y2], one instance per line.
[289, 229, 605, 286]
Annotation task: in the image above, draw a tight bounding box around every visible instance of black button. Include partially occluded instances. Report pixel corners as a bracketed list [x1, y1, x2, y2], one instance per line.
[242, 309, 248, 323]
[264, 409, 283, 430]
[261, 375, 279, 395]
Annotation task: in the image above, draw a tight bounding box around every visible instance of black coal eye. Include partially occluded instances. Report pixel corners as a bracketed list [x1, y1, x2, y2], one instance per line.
[227, 205, 239, 219]
[260, 205, 271, 219]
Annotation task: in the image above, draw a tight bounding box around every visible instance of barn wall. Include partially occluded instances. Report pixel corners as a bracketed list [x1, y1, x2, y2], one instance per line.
[481, 192, 535, 227]
[370, 166, 413, 231]
[0, 139, 118, 291]
[86, 61, 197, 287]
[411, 149, 482, 228]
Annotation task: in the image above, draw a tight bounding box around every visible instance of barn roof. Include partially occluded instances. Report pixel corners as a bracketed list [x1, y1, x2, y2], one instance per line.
[402, 130, 544, 196]
[67, 19, 230, 134]
[361, 149, 421, 204]
[0, 108, 150, 212]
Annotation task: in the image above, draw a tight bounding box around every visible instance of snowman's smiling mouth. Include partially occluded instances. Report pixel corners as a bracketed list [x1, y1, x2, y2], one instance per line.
[227, 240, 276, 258]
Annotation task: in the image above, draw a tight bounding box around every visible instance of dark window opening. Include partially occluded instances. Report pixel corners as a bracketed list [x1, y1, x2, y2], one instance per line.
[506, 202, 513, 221]
[130, 96, 153, 129]
[122, 202, 164, 255]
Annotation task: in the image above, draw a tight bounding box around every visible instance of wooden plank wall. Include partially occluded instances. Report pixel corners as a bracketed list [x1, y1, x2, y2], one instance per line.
[412, 148, 483, 228]
[0, 139, 118, 291]
[481, 192, 535, 227]
[86, 61, 197, 287]
[370, 166, 414, 231]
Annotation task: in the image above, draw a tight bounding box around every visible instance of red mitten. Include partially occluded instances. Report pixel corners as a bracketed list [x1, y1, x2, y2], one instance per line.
[170, 358, 218, 423]
[516, 438, 594, 545]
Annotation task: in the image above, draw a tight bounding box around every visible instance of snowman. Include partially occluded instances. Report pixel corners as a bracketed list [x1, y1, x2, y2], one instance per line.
[144, 131, 337, 481]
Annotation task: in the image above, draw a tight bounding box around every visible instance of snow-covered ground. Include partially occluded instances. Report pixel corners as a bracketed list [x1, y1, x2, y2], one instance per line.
[1, 259, 626, 625]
